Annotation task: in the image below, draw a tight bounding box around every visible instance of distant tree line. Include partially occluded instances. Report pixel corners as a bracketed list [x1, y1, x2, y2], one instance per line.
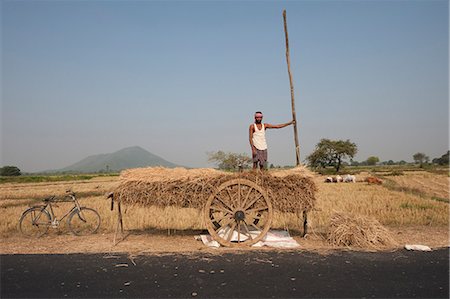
[348, 151, 448, 168]
[350, 158, 408, 166]
[207, 145, 449, 172]
[305, 139, 449, 172]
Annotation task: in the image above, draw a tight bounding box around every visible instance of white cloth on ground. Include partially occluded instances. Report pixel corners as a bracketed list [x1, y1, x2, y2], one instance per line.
[199, 230, 300, 248]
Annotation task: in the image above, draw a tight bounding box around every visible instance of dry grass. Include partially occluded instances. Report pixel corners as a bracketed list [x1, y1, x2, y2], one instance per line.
[327, 212, 397, 249]
[115, 166, 317, 213]
[0, 170, 448, 241]
[383, 171, 449, 200]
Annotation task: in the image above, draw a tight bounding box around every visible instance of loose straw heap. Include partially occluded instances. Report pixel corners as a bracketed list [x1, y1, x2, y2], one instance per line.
[327, 212, 397, 249]
[114, 166, 317, 213]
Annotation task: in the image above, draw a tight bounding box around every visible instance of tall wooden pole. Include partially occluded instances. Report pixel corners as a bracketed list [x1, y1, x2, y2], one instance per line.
[283, 10, 301, 166]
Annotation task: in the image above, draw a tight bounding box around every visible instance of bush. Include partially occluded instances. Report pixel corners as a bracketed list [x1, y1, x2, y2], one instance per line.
[207, 151, 252, 170]
[432, 151, 449, 165]
[0, 166, 21, 176]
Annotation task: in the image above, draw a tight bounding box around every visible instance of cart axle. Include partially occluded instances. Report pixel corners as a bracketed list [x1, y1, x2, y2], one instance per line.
[234, 210, 245, 221]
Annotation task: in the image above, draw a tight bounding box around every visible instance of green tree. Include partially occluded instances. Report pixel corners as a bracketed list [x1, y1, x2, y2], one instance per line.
[413, 152, 428, 167]
[306, 139, 357, 172]
[366, 156, 380, 166]
[0, 166, 21, 176]
[207, 151, 252, 170]
[432, 151, 449, 165]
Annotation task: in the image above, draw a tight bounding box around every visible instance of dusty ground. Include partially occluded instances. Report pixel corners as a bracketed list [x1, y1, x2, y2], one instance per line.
[1, 226, 448, 255]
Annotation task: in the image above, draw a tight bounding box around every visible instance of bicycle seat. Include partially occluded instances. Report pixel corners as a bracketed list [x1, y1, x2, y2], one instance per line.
[66, 190, 76, 197]
[43, 195, 56, 202]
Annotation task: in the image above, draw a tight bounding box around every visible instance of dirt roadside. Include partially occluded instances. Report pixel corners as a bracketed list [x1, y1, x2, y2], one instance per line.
[1, 226, 448, 255]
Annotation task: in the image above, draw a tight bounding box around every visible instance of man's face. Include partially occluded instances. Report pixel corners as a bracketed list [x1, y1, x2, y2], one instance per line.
[255, 116, 263, 124]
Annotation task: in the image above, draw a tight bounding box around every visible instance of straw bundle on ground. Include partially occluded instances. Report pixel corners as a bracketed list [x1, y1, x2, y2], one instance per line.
[327, 212, 397, 249]
[114, 166, 316, 213]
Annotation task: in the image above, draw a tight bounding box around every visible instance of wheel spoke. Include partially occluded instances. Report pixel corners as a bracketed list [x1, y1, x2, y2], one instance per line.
[241, 187, 254, 209]
[246, 206, 269, 214]
[215, 217, 234, 233]
[210, 204, 232, 214]
[237, 221, 241, 243]
[225, 187, 234, 208]
[250, 223, 261, 231]
[215, 195, 233, 211]
[237, 182, 241, 209]
[242, 220, 253, 240]
[213, 214, 232, 225]
[243, 194, 262, 210]
[226, 222, 237, 242]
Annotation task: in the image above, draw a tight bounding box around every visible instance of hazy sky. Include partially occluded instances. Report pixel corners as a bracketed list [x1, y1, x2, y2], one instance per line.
[1, 0, 449, 172]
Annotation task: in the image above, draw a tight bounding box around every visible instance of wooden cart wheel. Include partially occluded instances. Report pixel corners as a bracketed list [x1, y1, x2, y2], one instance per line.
[204, 178, 273, 247]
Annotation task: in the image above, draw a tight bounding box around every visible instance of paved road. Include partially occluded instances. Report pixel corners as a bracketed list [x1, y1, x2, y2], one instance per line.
[2, 248, 448, 298]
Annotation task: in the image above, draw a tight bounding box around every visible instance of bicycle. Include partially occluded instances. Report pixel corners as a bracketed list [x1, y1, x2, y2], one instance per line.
[19, 190, 101, 237]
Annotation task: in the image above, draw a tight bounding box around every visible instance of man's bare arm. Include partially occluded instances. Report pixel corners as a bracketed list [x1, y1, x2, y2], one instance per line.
[265, 120, 295, 129]
[249, 125, 256, 154]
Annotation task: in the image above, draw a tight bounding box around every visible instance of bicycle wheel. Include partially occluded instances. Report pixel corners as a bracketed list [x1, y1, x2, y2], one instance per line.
[19, 207, 51, 237]
[68, 207, 101, 236]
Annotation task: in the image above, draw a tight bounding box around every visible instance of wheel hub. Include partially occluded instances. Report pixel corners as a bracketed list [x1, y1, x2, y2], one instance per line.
[234, 210, 245, 221]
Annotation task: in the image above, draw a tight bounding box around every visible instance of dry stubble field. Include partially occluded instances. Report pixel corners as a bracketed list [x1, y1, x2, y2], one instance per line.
[0, 170, 448, 254]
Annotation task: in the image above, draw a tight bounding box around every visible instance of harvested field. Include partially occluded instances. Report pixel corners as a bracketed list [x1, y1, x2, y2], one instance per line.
[0, 176, 119, 200]
[383, 171, 449, 200]
[310, 176, 448, 228]
[0, 168, 448, 253]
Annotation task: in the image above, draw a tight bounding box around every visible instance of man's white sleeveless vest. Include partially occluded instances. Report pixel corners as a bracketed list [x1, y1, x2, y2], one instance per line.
[252, 124, 267, 150]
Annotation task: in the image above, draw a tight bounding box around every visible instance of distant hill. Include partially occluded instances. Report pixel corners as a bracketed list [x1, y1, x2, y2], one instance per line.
[50, 146, 179, 173]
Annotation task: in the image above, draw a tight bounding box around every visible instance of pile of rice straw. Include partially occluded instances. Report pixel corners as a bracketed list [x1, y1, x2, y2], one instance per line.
[114, 166, 317, 213]
[327, 212, 397, 249]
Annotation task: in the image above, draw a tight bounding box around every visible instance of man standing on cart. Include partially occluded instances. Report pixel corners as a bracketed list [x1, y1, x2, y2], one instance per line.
[249, 111, 294, 170]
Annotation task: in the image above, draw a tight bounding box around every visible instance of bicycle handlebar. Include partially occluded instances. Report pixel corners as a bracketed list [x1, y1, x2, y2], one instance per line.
[43, 196, 56, 202]
[42, 193, 76, 203]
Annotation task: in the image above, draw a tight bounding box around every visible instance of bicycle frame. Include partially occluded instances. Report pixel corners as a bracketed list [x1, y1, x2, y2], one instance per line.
[41, 194, 83, 224]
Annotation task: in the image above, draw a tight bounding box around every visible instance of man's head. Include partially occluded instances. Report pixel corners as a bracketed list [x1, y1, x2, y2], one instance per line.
[254, 111, 263, 124]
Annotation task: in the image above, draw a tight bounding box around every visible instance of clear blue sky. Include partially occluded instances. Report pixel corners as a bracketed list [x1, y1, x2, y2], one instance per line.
[1, 0, 448, 172]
